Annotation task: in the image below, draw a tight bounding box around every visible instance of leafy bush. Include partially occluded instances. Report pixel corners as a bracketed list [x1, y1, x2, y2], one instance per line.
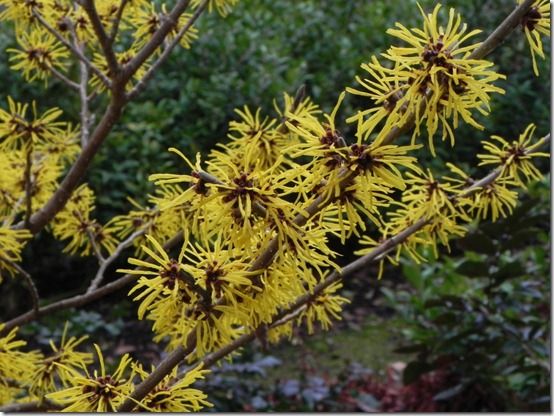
[384, 177, 550, 411]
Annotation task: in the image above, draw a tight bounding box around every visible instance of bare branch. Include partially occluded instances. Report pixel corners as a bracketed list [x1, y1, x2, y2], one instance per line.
[126, 0, 208, 100]
[19, 87, 126, 234]
[0, 232, 183, 335]
[88, 226, 105, 262]
[78, 60, 92, 146]
[23, 146, 33, 228]
[48, 65, 80, 90]
[5, 259, 40, 315]
[469, 0, 535, 60]
[0, 399, 61, 412]
[80, 0, 120, 76]
[86, 226, 148, 293]
[108, 0, 129, 43]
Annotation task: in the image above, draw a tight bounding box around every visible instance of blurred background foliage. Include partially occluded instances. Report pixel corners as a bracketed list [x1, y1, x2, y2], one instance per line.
[0, 0, 549, 411]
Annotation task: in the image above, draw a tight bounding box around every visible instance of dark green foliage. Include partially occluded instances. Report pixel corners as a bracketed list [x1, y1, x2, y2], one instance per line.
[383, 177, 551, 411]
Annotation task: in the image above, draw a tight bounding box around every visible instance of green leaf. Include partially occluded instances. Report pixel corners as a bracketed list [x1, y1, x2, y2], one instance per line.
[403, 361, 433, 385]
[455, 259, 489, 277]
[457, 232, 496, 255]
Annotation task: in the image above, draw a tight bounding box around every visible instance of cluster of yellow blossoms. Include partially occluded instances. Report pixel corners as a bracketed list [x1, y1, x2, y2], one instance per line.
[0, 324, 210, 411]
[0, 0, 550, 412]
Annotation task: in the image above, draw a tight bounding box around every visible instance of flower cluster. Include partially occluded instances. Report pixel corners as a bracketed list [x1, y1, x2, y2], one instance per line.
[347, 4, 506, 154]
[0, 324, 212, 412]
[0, 0, 237, 90]
[519, 0, 550, 76]
[356, 124, 549, 271]
[0, 0, 549, 412]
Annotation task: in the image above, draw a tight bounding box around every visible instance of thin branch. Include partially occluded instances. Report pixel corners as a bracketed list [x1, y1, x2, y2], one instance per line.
[469, 0, 535, 60]
[19, 86, 127, 234]
[120, 132, 551, 409]
[86, 226, 148, 293]
[0, 232, 183, 335]
[6, 259, 40, 315]
[17, 2, 204, 235]
[126, 0, 208, 101]
[0, 399, 61, 412]
[80, 0, 120, 77]
[48, 65, 80, 90]
[88, 226, 105, 262]
[23, 145, 33, 228]
[33, 11, 111, 89]
[380, 0, 535, 147]
[109, 0, 129, 43]
[78, 59, 92, 146]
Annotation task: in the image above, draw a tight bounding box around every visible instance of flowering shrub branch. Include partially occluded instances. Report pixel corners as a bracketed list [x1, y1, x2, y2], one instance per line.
[0, 0, 549, 411]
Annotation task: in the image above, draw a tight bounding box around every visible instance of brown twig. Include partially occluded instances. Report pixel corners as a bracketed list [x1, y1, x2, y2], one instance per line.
[78, 59, 91, 147]
[109, 0, 130, 43]
[23, 145, 33, 229]
[0, 399, 61, 412]
[86, 226, 148, 293]
[80, 0, 120, 77]
[0, 232, 183, 335]
[19, 1, 204, 235]
[48, 65, 80, 90]
[19, 85, 127, 235]
[5, 259, 40, 315]
[469, 0, 535, 60]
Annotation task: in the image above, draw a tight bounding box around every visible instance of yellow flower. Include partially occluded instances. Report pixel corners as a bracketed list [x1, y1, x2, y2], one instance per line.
[285, 92, 350, 196]
[0, 227, 31, 281]
[286, 91, 347, 164]
[276, 91, 321, 124]
[36, 123, 80, 165]
[51, 184, 119, 256]
[298, 281, 349, 334]
[346, 142, 422, 190]
[346, 56, 406, 143]
[123, 233, 254, 356]
[133, 363, 212, 412]
[0, 97, 66, 150]
[129, 3, 198, 50]
[90, 48, 148, 92]
[8, 28, 69, 83]
[30, 323, 93, 396]
[478, 124, 549, 185]
[193, 0, 239, 17]
[222, 106, 283, 171]
[382, 4, 505, 154]
[149, 149, 210, 208]
[519, 0, 550, 76]
[0, 325, 40, 383]
[46, 344, 134, 412]
[0, 0, 55, 28]
[401, 169, 462, 219]
[469, 178, 519, 222]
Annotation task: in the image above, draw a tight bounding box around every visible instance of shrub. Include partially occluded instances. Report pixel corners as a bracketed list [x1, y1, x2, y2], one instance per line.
[0, 0, 549, 412]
